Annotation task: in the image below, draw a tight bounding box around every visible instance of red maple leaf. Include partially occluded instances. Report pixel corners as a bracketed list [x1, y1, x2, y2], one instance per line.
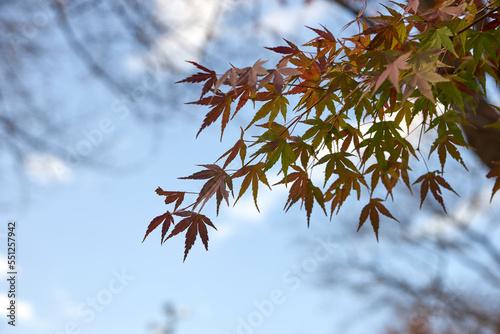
[188, 93, 233, 140]
[142, 211, 175, 244]
[403, 0, 420, 16]
[265, 45, 299, 55]
[375, 53, 410, 93]
[180, 164, 233, 215]
[235, 60, 269, 88]
[413, 171, 458, 213]
[357, 198, 398, 241]
[274, 165, 326, 226]
[486, 162, 500, 202]
[259, 60, 300, 93]
[155, 187, 185, 211]
[216, 128, 246, 169]
[166, 211, 217, 261]
[177, 61, 217, 98]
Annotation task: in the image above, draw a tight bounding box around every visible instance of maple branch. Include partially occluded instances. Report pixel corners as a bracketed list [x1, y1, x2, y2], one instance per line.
[416, 149, 430, 173]
[286, 83, 328, 91]
[146, 0, 500, 260]
[175, 202, 196, 213]
[455, 4, 500, 35]
[279, 83, 338, 138]
[227, 83, 332, 173]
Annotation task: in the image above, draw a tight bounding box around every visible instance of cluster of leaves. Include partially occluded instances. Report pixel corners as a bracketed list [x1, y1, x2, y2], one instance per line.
[144, 0, 500, 260]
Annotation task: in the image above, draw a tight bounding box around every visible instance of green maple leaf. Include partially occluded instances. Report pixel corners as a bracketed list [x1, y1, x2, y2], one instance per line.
[232, 162, 271, 211]
[406, 63, 449, 102]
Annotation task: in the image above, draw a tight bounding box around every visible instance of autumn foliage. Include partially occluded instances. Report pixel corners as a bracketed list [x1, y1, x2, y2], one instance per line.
[143, 0, 500, 260]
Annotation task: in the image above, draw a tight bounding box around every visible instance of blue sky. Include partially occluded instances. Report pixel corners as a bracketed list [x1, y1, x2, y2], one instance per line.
[0, 1, 372, 333]
[1, 1, 500, 334]
[0, 114, 367, 334]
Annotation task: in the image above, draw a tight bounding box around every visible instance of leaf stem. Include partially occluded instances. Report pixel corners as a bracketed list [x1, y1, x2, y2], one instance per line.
[455, 5, 500, 36]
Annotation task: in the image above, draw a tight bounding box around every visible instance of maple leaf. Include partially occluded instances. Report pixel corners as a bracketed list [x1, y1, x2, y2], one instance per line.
[252, 124, 296, 176]
[180, 164, 233, 215]
[359, 22, 397, 50]
[232, 162, 271, 211]
[403, 0, 420, 16]
[215, 66, 241, 92]
[482, 16, 500, 31]
[290, 136, 315, 169]
[426, 0, 467, 22]
[340, 0, 367, 33]
[165, 211, 217, 261]
[214, 61, 269, 93]
[259, 60, 300, 93]
[405, 63, 449, 103]
[365, 162, 406, 198]
[301, 117, 338, 151]
[410, 49, 443, 72]
[357, 198, 398, 241]
[325, 186, 350, 216]
[305, 25, 337, 49]
[452, 79, 475, 96]
[275, 165, 326, 226]
[246, 95, 289, 130]
[264, 45, 299, 55]
[361, 23, 392, 36]
[142, 211, 174, 244]
[325, 169, 368, 215]
[413, 171, 458, 213]
[234, 86, 255, 115]
[307, 25, 336, 43]
[176, 61, 217, 98]
[235, 60, 269, 88]
[157, 1, 500, 257]
[486, 162, 500, 202]
[155, 187, 185, 212]
[189, 93, 232, 140]
[428, 134, 468, 172]
[428, 110, 470, 147]
[436, 27, 458, 57]
[216, 128, 247, 169]
[315, 152, 359, 186]
[375, 53, 411, 93]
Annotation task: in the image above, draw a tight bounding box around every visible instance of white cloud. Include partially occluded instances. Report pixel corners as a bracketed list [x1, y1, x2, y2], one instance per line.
[128, 0, 223, 72]
[0, 294, 49, 331]
[210, 222, 238, 243]
[0, 254, 52, 330]
[259, 0, 343, 36]
[24, 153, 72, 184]
[227, 174, 286, 222]
[211, 173, 287, 243]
